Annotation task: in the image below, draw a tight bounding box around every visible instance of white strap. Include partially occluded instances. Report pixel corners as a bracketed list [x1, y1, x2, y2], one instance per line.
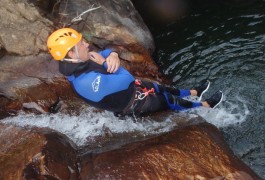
[74, 45, 80, 59]
[63, 45, 81, 63]
[63, 58, 83, 63]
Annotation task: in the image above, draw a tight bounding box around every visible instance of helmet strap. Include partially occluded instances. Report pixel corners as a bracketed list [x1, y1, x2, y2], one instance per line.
[63, 58, 83, 63]
[63, 44, 82, 63]
[74, 45, 80, 59]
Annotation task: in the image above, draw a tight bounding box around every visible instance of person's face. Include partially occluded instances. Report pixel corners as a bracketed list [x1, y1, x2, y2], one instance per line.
[68, 38, 90, 61]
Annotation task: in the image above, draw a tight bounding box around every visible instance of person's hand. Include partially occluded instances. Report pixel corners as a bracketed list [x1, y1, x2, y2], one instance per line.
[89, 52, 106, 65]
[106, 52, 120, 73]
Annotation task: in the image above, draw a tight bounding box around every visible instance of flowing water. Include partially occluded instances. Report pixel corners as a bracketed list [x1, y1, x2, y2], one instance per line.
[151, 2, 265, 178]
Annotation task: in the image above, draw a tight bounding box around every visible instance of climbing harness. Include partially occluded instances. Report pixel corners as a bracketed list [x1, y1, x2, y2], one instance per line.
[134, 79, 155, 100]
[120, 79, 156, 115]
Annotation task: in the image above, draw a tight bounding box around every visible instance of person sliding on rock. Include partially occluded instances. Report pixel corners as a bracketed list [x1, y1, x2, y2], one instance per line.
[47, 28, 223, 116]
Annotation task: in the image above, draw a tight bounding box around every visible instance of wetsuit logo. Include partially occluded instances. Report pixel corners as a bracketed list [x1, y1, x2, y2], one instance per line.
[92, 75, 101, 92]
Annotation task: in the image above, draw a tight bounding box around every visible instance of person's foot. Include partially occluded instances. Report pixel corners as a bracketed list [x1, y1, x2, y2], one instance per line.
[205, 91, 223, 108]
[194, 80, 210, 100]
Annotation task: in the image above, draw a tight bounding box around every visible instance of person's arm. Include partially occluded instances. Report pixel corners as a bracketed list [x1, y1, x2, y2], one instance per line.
[88, 51, 131, 76]
[88, 49, 114, 65]
[105, 52, 120, 73]
[89, 52, 106, 65]
[72, 70, 135, 102]
[99, 49, 121, 73]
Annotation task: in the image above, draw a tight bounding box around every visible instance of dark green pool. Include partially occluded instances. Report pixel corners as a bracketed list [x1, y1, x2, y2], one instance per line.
[151, 2, 265, 178]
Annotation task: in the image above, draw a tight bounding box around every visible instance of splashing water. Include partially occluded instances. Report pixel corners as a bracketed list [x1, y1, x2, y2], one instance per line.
[183, 93, 250, 128]
[2, 107, 179, 146]
[2, 96, 249, 147]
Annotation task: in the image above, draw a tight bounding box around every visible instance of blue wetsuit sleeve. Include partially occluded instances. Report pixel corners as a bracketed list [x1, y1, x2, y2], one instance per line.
[99, 49, 127, 74]
[102, 61, 133, 77]
[99, 49, 112, 59]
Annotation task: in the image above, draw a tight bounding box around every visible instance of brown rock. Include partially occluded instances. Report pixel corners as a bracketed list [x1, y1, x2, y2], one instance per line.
[24, 130, 80, 179]
[80, 122, 261, 179]
[0, 124, 79, 179]
[0, 54, 89, 117]
[0, 124, 45, 179]
[0, 118, 261, 179]
[57, 0, 155, 53]
[0, 0, 52, 56]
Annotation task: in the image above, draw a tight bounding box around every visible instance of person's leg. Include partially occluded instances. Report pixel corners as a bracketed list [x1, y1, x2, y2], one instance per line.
[163, 92, 203, 111]
[163, 91, 223, 111]
[136, 80, 203, 111]
[146, 80, 222, 110]
[152, 80, 210, 99]
[127, 80, 174, 116]
[134, 93, 169, 116]
[192, 80, 210, 100]
[152, 83, 190, 98]
[134, 80, 203, 112]
[129, 80, 222, 114]
[203, 91, 223, 108]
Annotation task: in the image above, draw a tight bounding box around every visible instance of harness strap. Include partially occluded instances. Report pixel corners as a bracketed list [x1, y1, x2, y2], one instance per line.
[135, 79, 155, 98]
[121, 79, 156, 115]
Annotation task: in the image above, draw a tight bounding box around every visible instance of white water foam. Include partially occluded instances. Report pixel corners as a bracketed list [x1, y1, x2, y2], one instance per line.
[1, 94, 249, 146]
[1, 107, 175, 146]
[185, 94, 249, 128]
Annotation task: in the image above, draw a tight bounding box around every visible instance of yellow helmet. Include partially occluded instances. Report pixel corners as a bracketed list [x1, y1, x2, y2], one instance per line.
[47, 28, 82, 60]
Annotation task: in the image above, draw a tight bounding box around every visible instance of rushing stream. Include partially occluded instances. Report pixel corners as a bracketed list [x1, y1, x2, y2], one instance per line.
[151, 1, 265, 178]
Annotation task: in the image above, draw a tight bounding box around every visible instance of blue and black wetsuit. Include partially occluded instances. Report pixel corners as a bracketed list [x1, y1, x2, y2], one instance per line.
[59, 49, 202, 116]
[128, 80, 202, 115]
